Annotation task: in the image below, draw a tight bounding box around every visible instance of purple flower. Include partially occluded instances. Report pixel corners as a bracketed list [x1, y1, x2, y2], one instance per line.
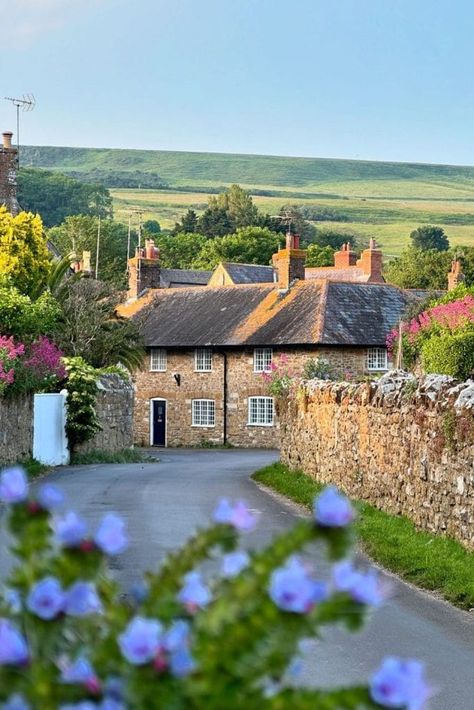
[37, 483, 65, 510]
[3, 695, 30, 710]
[220, 551, 250, 578]
[26, 577, 64, 620]
[0, 618, 29, 665]
[177, 572, 211, 612]
[95, 513, 128, 555]
[163, 620, 191, 653]
[118, 616, 163, 665]
[269, 557, 327, 614]
[213, 498, 257, 531]
[169, 646, 196, 677]
[333, 561, 385, 607]
[370, 657, 432, 710]
[0, 467, 28, 504]
[61, 656, 99, 691]
[53, 511, 88, 547]
[64, 582, 103, 616]
[314, 486, 355, 528]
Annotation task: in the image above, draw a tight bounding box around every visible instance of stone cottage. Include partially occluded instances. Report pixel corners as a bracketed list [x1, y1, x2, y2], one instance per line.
[121, 234, 425, 448]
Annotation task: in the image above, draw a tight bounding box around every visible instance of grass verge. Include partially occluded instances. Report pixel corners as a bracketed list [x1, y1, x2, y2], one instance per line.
[252, 462, 474, 610]
[70, 449, 153, 465]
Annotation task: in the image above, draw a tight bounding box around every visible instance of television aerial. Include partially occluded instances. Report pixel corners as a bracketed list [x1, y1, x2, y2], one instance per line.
[3, 94, 36, 167]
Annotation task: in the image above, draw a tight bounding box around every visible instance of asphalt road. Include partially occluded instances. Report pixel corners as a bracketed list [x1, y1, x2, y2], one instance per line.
[2, 449, 474, 709]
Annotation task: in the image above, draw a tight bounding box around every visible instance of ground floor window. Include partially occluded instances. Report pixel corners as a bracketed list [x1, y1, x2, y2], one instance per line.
[367, 347, 388, 371]
[248, 396, 274, 426]
[192, 399, 215, 427]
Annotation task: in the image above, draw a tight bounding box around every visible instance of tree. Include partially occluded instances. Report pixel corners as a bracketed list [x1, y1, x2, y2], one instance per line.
[208, 184, 259, 228]
[0, 207, 52, 296]
[313, 228, 360, 251]
[197, 207, 235, 238]
[143, 219, 161, 234]
[172, 210, 197, 235]
[17, 168, 112, 227]
[0, 283, 61, 339]
[305, 244, 335, 267]
[384, 247, 452, 289]
[278, 205, 317, 243]
[155, 232, 208, 268]
[192, 227, 282, 269]
[410, 225, 450, 252]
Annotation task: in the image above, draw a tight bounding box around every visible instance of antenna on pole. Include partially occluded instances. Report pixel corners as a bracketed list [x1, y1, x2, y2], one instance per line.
[3, 95, 36, 167]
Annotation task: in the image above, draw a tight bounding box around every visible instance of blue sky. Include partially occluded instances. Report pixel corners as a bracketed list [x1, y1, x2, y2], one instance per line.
[0, 0, 473, 164]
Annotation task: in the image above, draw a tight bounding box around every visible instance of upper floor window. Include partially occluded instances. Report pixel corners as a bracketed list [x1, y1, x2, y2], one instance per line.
[192, 399, 215, 427]
[253, 347, 273, 373]
[195, 348, 213, 372]
[150, 348, 167, 372]
[248, 396, 274, 426]
[367, 347, 388, 371]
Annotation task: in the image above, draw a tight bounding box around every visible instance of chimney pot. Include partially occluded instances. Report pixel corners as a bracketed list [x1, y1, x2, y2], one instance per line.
[2, 132, 13, 150]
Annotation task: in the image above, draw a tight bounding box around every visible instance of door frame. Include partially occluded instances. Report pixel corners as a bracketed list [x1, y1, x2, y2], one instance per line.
[150, 397, 167, 447]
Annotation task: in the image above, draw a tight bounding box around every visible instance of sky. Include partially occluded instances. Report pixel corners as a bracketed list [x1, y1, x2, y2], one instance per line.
[0, 0, 473, 165]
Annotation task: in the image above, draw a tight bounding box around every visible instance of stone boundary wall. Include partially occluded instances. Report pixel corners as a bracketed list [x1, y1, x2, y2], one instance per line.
[0, 395, 33, 463]
[280, 371, 474, 550]
[76, 374, 135, 454]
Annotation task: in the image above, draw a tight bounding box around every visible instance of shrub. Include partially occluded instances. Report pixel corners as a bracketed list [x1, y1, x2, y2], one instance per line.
[0, 336, 65, 397]
[421, 332, 474, 380]
[0, 465, 432, 708]
[63, 357, 101, 451]
[303, 357, 335, 381]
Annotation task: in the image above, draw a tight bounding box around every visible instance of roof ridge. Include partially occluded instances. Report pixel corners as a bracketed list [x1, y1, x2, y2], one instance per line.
[314, 280, 330, 342]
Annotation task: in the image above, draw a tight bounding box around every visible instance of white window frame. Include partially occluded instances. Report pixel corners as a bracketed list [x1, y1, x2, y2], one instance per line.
[367, 347, 388, 371]
[253, 347, 273, 373]
[150, 348, 167, 372]
[195, 348, 213, 372]
[192, 399, 216, 427]
[248, 396, 274, 427]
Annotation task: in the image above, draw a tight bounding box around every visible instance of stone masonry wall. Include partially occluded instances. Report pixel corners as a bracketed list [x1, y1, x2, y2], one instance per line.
[76, 374, 134, 454]
[0, 395, 33, 463]
[133, 346, 375, 448]
[280, 371, 474, 549]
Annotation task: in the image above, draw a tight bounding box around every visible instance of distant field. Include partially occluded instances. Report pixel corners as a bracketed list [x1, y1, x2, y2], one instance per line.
[23, 144, 474, 255]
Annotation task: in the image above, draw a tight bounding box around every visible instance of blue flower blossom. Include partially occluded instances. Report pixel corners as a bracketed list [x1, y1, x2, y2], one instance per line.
[118, 616, 163, 665]
[213, 498, 257, 531]
[370, 657, 432, 710]
[3, 694, 30, 710]
[169, 646, 196, 677]
[61, 656, 99, 691]
[26, 577, 64, 620]
[0, 467, 28, 504]
[220, 551, 250, 578]
[0, 618, 29, 665]
[37, 483, 65, 510]
[163, 620, 191, 653]
[53, 511, 88, 547]
[95, 513, 128, 555]
[333, 561, 385, 607]
[177, 572, 211, 612]
[269, 557, 327, 614]
[313, 486, 355, 528]
[64, 581, 103, 616]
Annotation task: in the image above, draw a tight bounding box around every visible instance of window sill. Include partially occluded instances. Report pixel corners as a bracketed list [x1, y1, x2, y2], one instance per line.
[191, 424, 216, 428]
[247, 423, 274, 427]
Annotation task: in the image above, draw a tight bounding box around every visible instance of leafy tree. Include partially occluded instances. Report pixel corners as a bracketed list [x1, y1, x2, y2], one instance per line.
[208, 184, 259, 228]
[192, 227, 281, 269]
[278, 205, 317, 243]
[384, 247, 452, 289]
[172, 209, 198, 235]
[55, 279, 144, 371]
[410, 225, 450, 251]
[305, 244, 335, 267]
[143, 219, 161, 234]
[0, 207, 52, 296]
[313, 228, 361, 251]
[0, 283, 61, 339]
[17, 168, 113, 227]
[197, 206, 235, 238]
[155, 232, 208, 268]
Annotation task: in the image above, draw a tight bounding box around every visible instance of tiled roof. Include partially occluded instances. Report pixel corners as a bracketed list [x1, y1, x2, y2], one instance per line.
[222, 263, 275, 283]
[159, 268, 211, 287]
[305, 266, 376, 283]
[128, 280, 420, 348]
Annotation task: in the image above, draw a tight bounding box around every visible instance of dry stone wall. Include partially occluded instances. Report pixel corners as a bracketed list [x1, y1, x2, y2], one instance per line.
[76, 374, 134, 454]
[280, 371, 474, 550]
[0, 395, 33, 463]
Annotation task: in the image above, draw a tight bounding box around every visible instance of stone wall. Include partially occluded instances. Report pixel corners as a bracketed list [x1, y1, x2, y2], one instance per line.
[280, 371, 474, 550]
[0, 395, 33, 463]
[76, 374, 134, 454]
[133, 346, 379, 448]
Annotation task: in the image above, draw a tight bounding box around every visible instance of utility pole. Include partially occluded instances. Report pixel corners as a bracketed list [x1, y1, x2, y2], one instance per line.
[3, 95, 35, 167]
[95, 215, 101, 280]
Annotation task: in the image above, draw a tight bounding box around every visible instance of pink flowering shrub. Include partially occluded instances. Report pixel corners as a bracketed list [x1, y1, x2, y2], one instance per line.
[0, 335, 65, 397]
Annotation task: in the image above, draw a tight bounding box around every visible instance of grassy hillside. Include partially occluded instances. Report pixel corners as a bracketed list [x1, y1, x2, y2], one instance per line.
[23, 145, 474, 255]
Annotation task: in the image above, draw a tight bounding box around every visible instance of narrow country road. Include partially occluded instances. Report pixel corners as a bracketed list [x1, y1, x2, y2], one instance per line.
[3, 449, 474, 709]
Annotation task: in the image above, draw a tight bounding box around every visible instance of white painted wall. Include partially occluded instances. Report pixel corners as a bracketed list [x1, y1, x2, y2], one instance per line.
[33, 392, 69, 466]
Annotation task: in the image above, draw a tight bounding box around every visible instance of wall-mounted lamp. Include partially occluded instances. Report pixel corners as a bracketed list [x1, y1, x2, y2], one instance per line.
[173, 373, 181, 386]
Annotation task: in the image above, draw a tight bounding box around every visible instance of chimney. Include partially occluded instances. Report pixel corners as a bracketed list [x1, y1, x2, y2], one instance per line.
[356, 238, 384, 282]
[127, 239, 161, 299]
[272, 232, 306, 290]
[0, 131, 19, 216]
[448, 259, 465, 291]
[334, 242, 357, 269]
[2, 132, 13, 150]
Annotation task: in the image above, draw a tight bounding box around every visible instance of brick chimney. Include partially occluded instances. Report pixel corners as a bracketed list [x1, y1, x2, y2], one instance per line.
[448, 259, 465, 291]
[272, 233, 306, 290]
[356, 238, 384, 282]
[334, 242, 357, 269]
[127, 239, 161, 299]
[0, 131, 19, 216]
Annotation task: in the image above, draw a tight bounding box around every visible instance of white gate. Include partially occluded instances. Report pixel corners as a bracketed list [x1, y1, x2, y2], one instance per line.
[33, 392, 69, 466]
